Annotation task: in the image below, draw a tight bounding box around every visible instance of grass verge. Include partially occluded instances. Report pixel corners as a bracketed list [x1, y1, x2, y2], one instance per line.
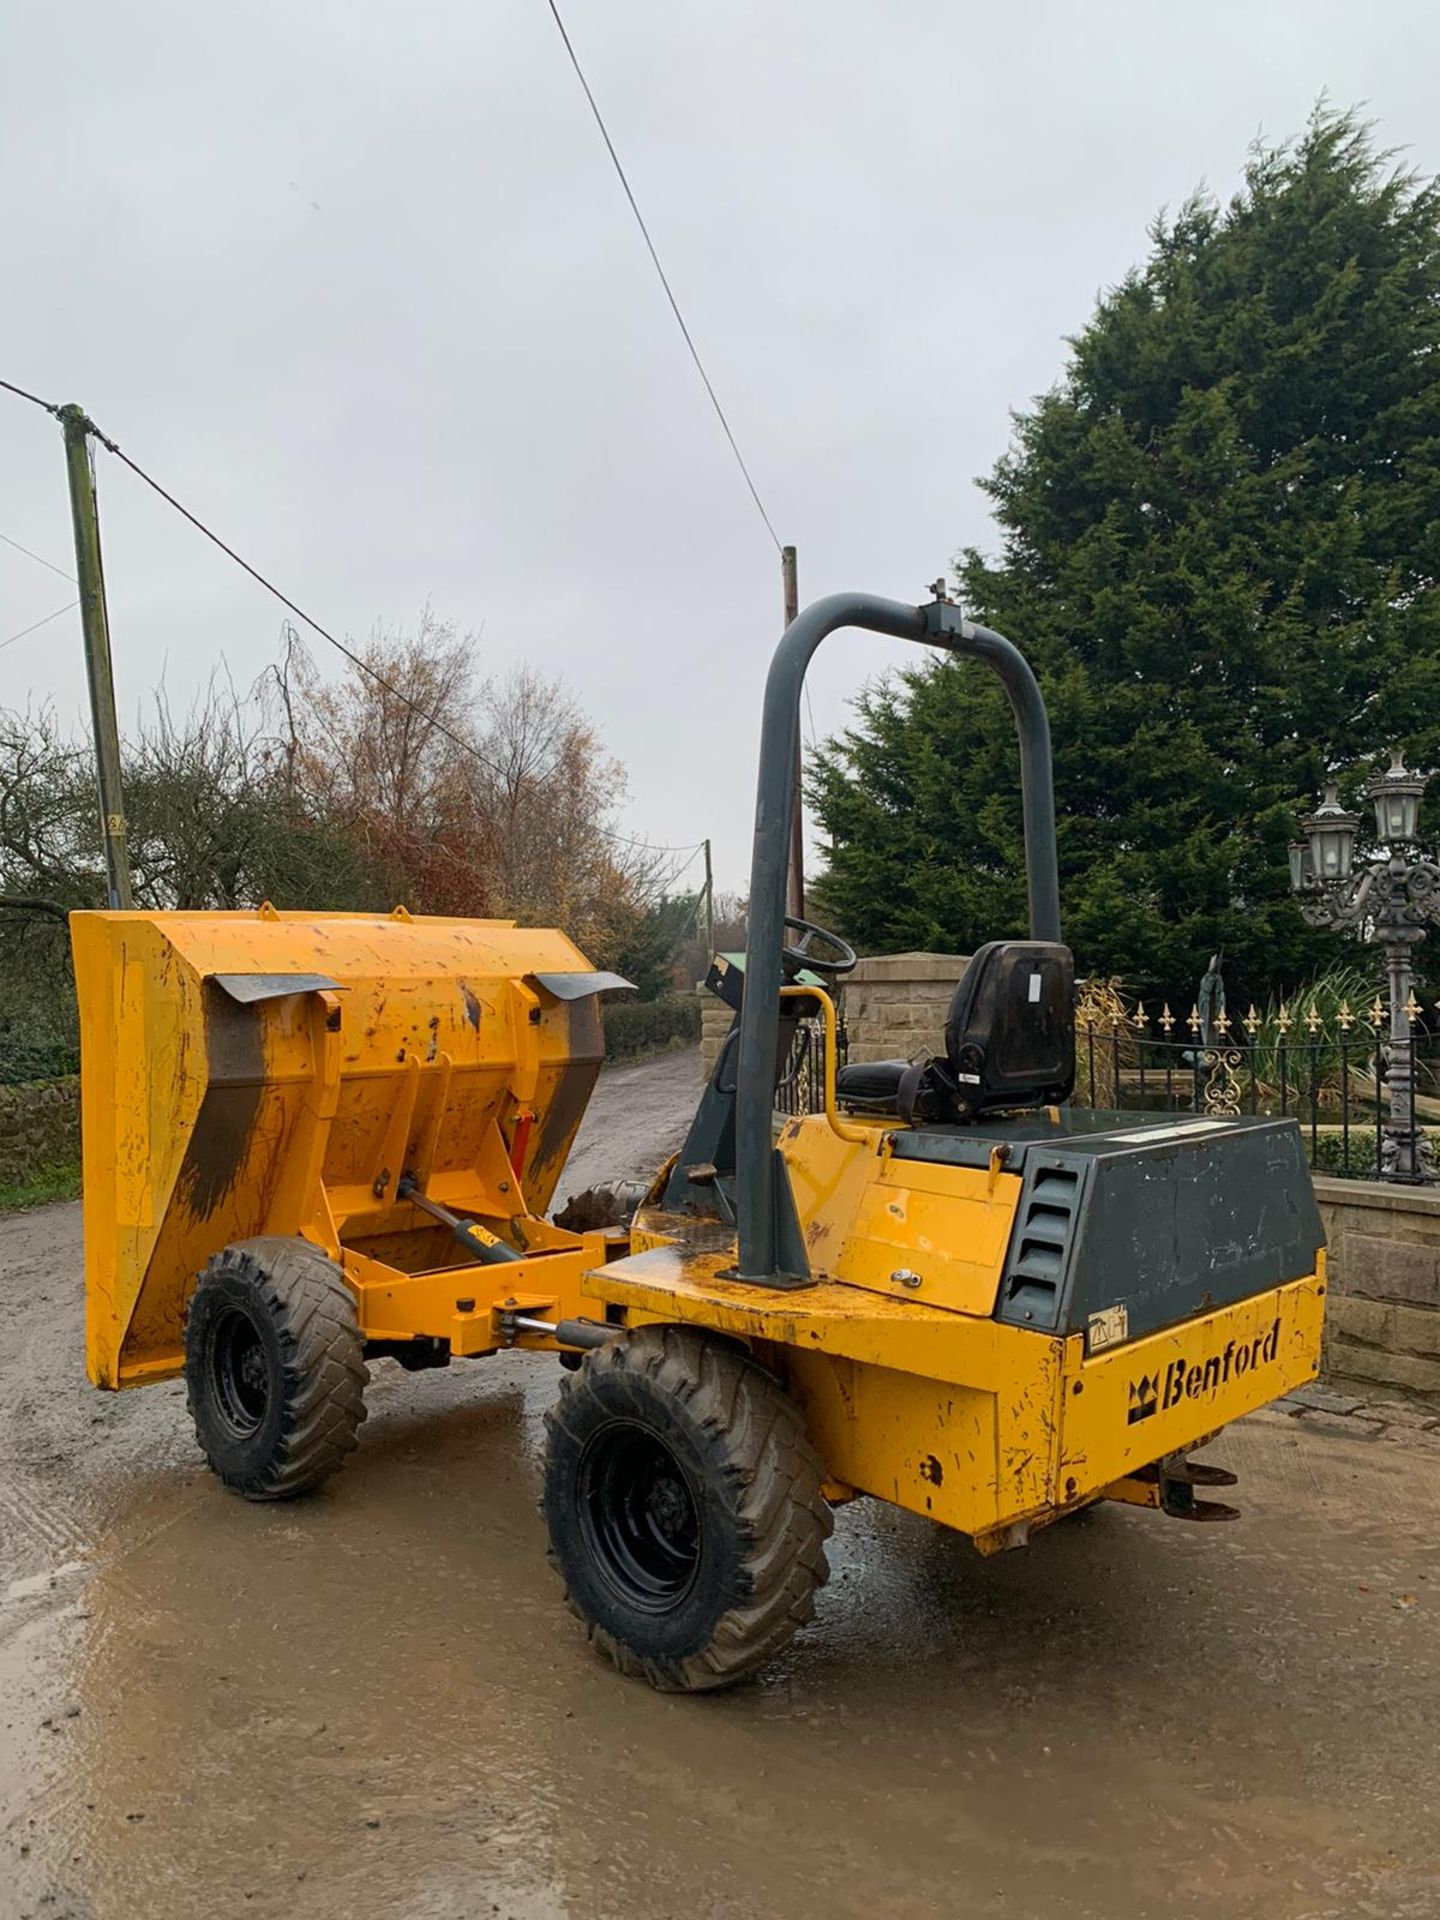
[0, 1160, 82, 1212]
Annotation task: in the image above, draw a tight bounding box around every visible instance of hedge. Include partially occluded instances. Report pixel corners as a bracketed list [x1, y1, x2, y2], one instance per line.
[0, 1037, 80, 1087]
[1306, 1125, 1440, 1181]
[603, 994, 700, 1061]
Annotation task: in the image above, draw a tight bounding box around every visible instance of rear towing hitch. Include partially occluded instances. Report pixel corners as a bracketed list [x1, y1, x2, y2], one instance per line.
[1158, 1458, 1241, 1523]
[1102, 1457, 1241, 1522]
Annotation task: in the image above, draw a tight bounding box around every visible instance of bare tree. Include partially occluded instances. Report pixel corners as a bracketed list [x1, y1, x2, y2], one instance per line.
[271, 615, 671, 959]
[0, 607, 676, 1071]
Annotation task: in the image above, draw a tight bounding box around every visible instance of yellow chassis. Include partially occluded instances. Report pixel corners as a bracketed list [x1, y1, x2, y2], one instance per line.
[78, 909, 1326, 1557]
[581, 1236, 1325, 1551]
[572, 996, 1327, 1553]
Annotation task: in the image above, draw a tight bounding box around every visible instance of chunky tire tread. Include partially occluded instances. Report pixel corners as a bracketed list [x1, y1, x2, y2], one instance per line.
[542, 1325, 832, 1692]
[184, 1236, 368, 1502]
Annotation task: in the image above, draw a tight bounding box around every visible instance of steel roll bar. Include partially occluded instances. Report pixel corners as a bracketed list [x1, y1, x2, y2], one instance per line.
[734, 593, 1061, 1283]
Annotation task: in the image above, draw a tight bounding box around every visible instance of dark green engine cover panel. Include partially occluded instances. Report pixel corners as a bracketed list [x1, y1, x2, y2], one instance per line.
[892, 1111, 1324, 1341]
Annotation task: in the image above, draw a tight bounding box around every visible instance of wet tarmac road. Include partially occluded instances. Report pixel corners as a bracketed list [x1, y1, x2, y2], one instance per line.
[3, 1051, 1439, 1919]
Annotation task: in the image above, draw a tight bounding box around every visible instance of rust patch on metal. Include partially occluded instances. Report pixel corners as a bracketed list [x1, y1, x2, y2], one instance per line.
[460, 984, 481, 1031]
[919, 1454, 944, 1486]
[529, 1049, 602, 1200]
[176, 984, 264, 1220]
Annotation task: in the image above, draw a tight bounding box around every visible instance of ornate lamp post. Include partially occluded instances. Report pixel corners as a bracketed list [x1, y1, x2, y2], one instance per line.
[1291, 751, 1439, 1183]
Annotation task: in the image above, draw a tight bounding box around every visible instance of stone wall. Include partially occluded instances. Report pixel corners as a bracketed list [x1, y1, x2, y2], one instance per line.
[0, 1077, 81, 1186]
[700, 951, 970, 1080]
[838, 951, 969, 1065]
[1313, 1177, 1440, 1402]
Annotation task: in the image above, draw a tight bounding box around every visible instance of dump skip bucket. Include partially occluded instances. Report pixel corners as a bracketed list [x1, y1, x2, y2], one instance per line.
[72, 906, 622, 1387]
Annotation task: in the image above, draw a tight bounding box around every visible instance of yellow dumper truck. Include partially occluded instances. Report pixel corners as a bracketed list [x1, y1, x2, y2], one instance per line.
[73, 589, 1327, 1691]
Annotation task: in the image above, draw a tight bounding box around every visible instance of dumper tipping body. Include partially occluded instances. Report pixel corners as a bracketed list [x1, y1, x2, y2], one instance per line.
[72, 907, 618, 1388]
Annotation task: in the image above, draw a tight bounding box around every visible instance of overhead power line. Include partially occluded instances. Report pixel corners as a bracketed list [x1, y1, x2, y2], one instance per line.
[542, 0, 782, 554]
[0, 529, 76, 583]
[0, 599, 80, 653]
[98, 431, 701, 858]
[0, 377, 705, 864]
[0, 376, 60, 415]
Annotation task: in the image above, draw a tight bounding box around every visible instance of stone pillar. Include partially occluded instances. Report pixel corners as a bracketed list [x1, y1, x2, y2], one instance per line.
[698, 984, 732, 1079]
[838, 952, 970, 1066]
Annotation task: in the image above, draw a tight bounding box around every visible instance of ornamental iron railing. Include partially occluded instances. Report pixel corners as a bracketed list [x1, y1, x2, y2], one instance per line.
[776, 1017, 849, 1119]
[1075, 992, 1439, 1180]
[781, 984, 1439, 1183]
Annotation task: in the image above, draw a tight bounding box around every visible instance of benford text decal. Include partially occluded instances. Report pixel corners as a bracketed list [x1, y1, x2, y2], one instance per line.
[1127, 1319, 1281, 1426]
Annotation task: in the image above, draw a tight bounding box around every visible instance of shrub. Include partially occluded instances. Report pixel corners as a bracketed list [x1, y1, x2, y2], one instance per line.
[1306, 1125, 1439, 1180]
[0, 1037, 80, 1086]
[603, 994, 700, 1061]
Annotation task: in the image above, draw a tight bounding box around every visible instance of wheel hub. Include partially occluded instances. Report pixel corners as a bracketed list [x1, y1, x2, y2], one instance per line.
[210, 1306, 271, 1439]
[578, 1420, 701, 1615]
[647, 1475, 689, 1535]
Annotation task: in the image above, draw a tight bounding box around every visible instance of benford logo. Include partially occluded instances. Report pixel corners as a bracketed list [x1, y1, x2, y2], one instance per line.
[1126, 1319, 1282, 1425]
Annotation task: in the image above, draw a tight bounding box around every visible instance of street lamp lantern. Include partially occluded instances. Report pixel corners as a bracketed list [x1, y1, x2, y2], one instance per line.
[1366, 747, 1425, 846]
[1291, 749, 1438, 1184]
[1300, 782, 1360, 882]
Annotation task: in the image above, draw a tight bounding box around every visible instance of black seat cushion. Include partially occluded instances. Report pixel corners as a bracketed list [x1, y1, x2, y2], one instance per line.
[939, 940, 1074, 1119]
[833, 943, 1075, 1126]
[834, 1060, 911, 1110]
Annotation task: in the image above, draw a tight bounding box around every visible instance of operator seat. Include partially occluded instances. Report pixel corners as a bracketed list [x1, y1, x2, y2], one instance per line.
[833, 941, 1075, 1124]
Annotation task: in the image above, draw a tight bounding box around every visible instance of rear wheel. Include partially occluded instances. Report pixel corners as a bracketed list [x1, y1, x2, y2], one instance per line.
[541, 1326, 831, 1691]
[184, 1236, 368, 1500]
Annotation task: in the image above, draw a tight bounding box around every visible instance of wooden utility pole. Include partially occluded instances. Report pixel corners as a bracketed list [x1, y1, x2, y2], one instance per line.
[703, 836, 715, 956]
[782, 544, 803, 922]
[58, 405, 133, 910]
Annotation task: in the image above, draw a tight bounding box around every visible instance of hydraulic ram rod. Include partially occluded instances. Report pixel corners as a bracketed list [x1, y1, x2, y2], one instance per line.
[397, 1175, 524, 1265]
[513, 1315, 621, 1350]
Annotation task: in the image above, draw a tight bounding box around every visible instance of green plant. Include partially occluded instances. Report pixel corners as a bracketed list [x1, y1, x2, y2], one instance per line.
[0, 1160, 81, 1212]
[1305, 1126, 1439, 1180]
[1249, 961, 1382, 1108]
[602, 995, 700, 1061]
[1072, 976, 1139, 1107]
[0, 1037, 80, 1086]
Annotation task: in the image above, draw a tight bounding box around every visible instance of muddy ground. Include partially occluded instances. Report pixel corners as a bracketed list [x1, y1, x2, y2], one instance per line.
[3, 1047, 1439, 1920]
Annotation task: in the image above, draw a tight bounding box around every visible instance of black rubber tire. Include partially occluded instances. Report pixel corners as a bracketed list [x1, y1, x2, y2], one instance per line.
[184, 1236, 368, 1501]
[541, 1326, 832, 1691]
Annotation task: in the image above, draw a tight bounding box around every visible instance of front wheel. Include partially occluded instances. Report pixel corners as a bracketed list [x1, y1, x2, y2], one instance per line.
[184, 1236, 368, 1501]
[541, 1326, 831, 1691]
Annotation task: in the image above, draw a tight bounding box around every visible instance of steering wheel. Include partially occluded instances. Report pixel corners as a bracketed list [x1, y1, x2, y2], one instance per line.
[782, 915, 858, 980]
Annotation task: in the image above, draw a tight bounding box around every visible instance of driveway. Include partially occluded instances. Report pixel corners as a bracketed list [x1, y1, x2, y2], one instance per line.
[2, 1047, 1438, 1920]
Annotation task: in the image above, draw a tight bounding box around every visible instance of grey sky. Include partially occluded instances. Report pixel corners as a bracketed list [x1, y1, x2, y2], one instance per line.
[4, 1, 1436, 893]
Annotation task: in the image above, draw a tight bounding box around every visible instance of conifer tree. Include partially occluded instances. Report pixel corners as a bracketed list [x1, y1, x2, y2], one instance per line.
[810, 110, 1440, 1008]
